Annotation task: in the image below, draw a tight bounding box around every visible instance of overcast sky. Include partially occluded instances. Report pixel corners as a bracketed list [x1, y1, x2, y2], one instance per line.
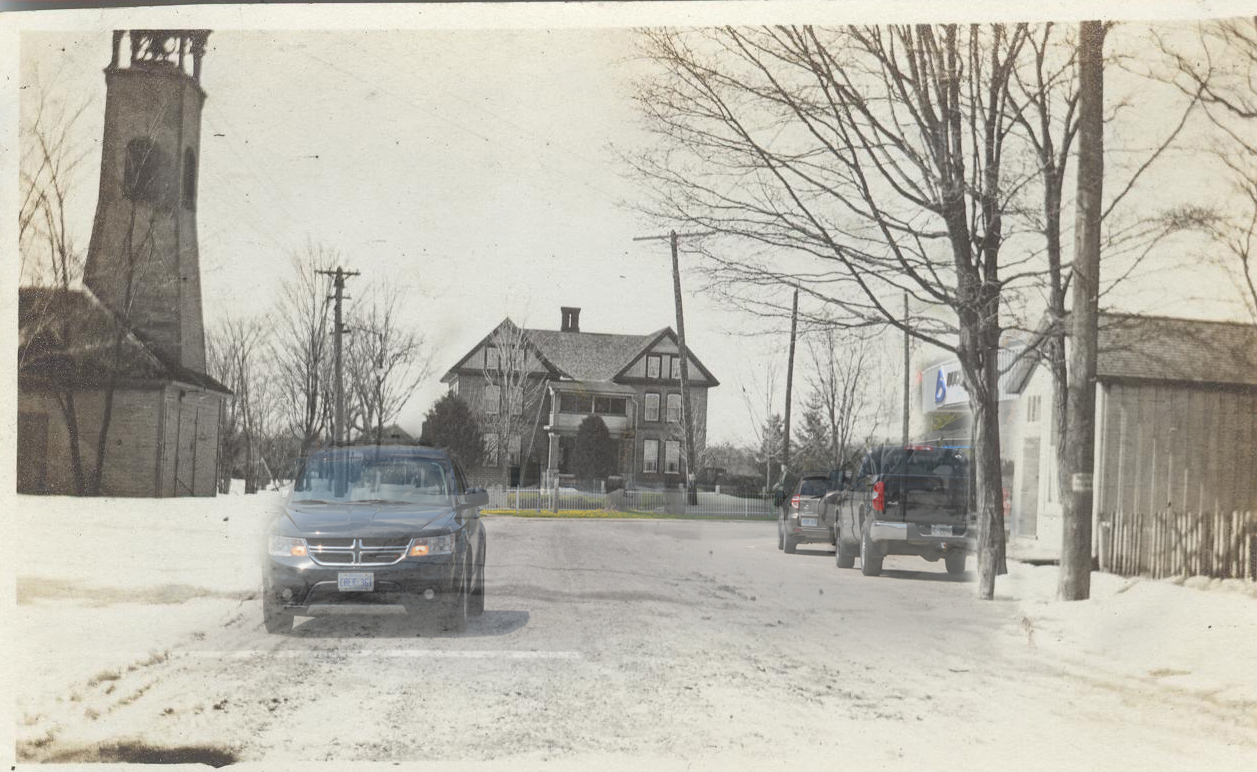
[8, 3, 1255, 446]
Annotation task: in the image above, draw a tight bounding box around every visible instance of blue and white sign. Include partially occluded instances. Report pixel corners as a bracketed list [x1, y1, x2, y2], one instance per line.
[935, 370, 947, 404]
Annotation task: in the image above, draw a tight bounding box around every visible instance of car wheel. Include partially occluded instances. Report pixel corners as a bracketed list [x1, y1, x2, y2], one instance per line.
[470, 539, 486, 617]
[444, 557, 471, 633]
[945, 553, 967, 575]
[835, 529, 856, 569]
[860, 524, 883, 577]
[777, 520, 784, 550]
[783, 530, 798, 554]
[262, 593, 293, 634]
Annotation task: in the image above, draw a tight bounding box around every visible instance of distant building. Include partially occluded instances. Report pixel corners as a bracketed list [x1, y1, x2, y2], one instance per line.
[1006, 313, 1257, 556]
[440, 307, 719, 488]
[17, 30, 228, 497]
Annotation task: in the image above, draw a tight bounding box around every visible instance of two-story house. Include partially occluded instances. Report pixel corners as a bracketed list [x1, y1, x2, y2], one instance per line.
[440, 307, 719, 488]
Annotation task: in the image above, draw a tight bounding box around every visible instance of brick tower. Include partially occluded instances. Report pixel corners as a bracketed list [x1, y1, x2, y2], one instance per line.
[83, 29, 212, 373]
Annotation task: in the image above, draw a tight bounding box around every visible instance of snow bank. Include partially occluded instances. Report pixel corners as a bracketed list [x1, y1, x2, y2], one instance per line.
[998, 560, 1257, 708]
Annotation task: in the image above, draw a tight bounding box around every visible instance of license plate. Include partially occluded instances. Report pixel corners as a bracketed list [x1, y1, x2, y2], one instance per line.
[931, 525, 955, 537]
[338, 572, 374, 592]
[802, 518, 818, 527]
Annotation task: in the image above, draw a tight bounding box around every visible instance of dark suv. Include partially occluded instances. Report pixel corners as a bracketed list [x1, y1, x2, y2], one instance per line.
[263, 444, 488, 634]
[832, 445, 974, 576]
[778, 472, 839, 554]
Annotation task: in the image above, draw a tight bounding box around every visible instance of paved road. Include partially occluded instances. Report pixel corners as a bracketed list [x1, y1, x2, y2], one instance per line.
[15, 517, 1257, 769]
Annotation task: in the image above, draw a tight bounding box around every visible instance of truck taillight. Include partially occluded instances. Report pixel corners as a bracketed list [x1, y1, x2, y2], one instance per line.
[872, 481, 885, 512]
[790, 494, 801, 510]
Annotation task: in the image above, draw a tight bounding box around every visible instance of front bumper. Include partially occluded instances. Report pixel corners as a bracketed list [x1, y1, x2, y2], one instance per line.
[265, 553, 459, 614]
[868, 521, 975, 551]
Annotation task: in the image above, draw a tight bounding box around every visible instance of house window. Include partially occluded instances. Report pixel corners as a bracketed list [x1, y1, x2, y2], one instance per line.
[484, 433, 499, 466]
[182, 148, 197, 209]
[643, 439, 659, 473]
[665, 440, 681, 474]
[484, 346, 500, 370]
[666, 393, 682, 423]
[509, 386, 524, 415]
[483, 384, 501, 415]
[671, 356, 682, 380]
[644, 392, 660, 422]
[561, 394, 593, 414]
[594, 396, 627, 416]
[646, 355, 661, 379]
[124, 138, 163, 202]
[508, 434, 522, 465]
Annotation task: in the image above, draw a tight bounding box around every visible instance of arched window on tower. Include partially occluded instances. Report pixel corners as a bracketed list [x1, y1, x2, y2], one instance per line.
[182, 148, 197, 210]
[124, 138, 163, 203]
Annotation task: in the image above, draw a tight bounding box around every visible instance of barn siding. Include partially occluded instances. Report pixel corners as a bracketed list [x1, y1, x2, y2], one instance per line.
[1099, 382, 1256, 517]
[18, 387, 162, 496]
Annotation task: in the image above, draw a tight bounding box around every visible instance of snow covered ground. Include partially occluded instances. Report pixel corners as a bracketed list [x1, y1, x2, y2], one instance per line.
[5, 488, 1255, 768]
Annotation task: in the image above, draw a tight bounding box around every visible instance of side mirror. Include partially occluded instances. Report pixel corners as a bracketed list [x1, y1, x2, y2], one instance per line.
[464, 487, 489, 507]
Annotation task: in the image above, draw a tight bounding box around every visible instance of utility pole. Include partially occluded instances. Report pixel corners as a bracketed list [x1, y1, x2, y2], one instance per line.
[1060, 20, 1106, 602]
[633, 229, 713, 503]
[902, 293, 910, 446]
[316, 266, 360, 448]
[783, 285, 799, 472]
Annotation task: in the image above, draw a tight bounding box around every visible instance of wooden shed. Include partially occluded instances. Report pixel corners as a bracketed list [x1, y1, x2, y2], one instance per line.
[18, 287, 230, 497]
[1008, 313, 1257, 564]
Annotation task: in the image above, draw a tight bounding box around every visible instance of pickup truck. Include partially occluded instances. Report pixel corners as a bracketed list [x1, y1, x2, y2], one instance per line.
[829, 445, 975, 577]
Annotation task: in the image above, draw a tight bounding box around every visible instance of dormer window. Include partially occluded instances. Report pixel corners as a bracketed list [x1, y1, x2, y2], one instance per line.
[646, 355, 661, 379]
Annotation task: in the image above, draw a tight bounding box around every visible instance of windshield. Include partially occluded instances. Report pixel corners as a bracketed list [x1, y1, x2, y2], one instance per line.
[291, 452, 453, 505]
[798, 478, 832, 497]
[859, 448, 969, 480]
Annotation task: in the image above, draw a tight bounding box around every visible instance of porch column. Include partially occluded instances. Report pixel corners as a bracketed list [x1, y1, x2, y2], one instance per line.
[546, 431, 560, 487]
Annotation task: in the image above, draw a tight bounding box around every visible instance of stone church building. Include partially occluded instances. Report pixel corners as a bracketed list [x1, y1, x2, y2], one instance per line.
[17, 30, 229, 496]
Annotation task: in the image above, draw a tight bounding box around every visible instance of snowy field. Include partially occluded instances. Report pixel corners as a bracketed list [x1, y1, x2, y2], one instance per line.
[5, 488, 1255, 768]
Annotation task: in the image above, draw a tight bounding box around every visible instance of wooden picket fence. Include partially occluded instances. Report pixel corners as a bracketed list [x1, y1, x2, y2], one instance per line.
[1098, 510, 1256, 580]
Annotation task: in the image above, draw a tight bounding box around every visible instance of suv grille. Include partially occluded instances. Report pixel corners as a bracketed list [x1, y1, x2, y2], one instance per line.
[308, 537, 410, 567]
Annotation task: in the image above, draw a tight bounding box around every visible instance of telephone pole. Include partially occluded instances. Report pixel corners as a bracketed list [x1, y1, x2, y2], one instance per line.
[783, 285, 800, 471]
[633, 229, 713, 502]
[902, 292, 910, 446]
[316, 266, 360, 447]
[1060, 20, 1106, 601]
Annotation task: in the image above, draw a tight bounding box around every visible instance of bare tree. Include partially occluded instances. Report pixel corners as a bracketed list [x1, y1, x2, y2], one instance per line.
[271, 244, 336, 470]
[1157, 18, 1257, 322]
[797, 328, 883, 475]
[345, 284, 432, 445]
[738, 362, 783, 492]
[208, 314, 272, 493]
[635, 25, 1037, 598]
[479, 320, 550, 481]
[18, 80, 167, 496]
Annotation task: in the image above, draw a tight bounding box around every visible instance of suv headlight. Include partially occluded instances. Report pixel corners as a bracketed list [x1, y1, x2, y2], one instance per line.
[269, 535, 308, 557]
[408, 534, 455, 557]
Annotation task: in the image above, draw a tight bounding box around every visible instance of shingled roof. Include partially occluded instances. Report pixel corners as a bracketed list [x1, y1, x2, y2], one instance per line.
[1096, 313, 1257, 387]
[18, 286, 230, 394]
[522, 328, 662, 381]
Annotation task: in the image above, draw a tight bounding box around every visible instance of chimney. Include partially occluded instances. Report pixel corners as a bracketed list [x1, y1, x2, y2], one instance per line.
[561, 307, 581, 333]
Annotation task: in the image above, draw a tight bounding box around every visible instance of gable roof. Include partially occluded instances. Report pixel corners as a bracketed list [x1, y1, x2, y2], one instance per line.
[442, 317, 720, 387]
[612, 327, 721, 386]
[1009, 311, 1257, 391]
[1096, 312, 1257, 387]
[19, 286, 230, 394]
[440, 318, 567, 383]
[523, 328, 654, 381]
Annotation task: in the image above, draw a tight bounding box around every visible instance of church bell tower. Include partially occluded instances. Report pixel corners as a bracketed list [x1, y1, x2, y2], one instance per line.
[83, 29, 212, 373]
